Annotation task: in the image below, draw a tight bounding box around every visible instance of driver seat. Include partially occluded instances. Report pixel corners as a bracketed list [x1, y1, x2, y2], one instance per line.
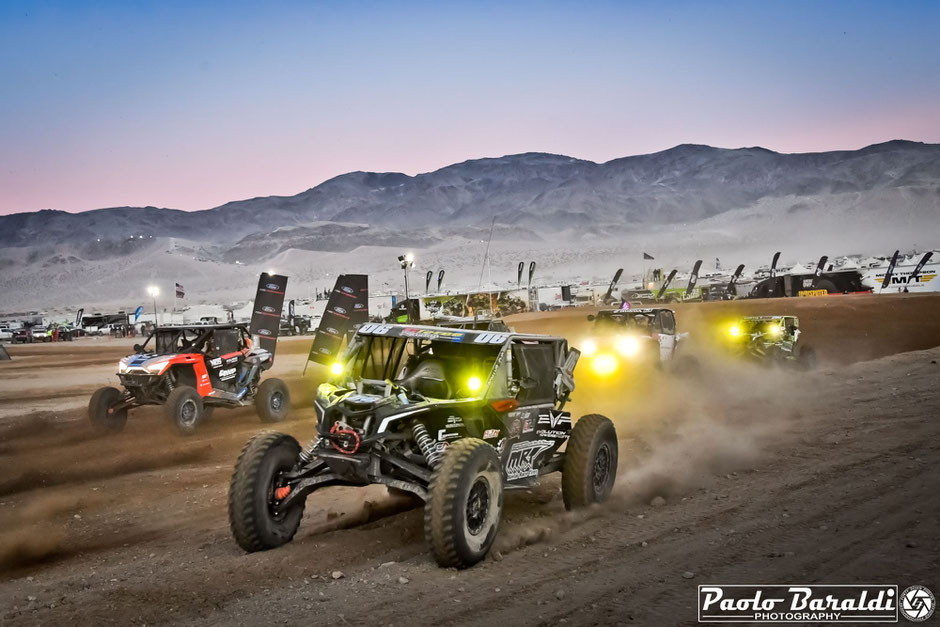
[397, 359, 452, 399]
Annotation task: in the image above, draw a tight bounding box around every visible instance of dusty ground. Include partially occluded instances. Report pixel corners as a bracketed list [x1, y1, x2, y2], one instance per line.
[0, 293, 938, 626]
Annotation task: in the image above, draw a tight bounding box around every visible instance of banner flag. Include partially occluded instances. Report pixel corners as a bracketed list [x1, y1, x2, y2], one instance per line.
[880, 250, 900, 291]
[685, 260, 702, 297]
[307, 274, 369, 367]
[249, 273, 288, 359]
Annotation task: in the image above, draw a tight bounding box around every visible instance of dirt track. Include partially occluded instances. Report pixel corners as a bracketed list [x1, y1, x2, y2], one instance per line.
[0, 293, 938, 626]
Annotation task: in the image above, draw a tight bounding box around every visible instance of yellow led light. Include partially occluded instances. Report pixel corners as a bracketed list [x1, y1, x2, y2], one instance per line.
[467, 376, 482, 392]
[729, 324, 741, 337]
[581, 339, 598, 356]
[615, 335, 641, 357]
[330, 362, 344, 376]
[591, 353, 618, 376]
[767, 324, 783, 337]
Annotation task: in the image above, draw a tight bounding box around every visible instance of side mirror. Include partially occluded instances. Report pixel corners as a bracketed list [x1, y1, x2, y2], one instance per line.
[586, 314, 596, 322]
[133, 343, 143, 353]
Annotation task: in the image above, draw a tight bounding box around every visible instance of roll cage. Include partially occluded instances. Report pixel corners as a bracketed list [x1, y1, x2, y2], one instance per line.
[334, 323, 576, 406]
[140, 324, 252, 356]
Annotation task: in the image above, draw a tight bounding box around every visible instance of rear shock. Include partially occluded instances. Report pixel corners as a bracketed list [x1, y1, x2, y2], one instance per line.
[412, 423, 442, 467]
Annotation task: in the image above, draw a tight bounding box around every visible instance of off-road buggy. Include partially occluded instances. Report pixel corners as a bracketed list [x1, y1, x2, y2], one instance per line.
[725, 315, 816, 369]
[88, 323, 290, 435]
[581, 308, 683, 376]
[228, 323, 618, 568]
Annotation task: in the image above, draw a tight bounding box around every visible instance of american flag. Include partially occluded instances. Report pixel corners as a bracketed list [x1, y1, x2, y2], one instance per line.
[175, 282, 185, 299]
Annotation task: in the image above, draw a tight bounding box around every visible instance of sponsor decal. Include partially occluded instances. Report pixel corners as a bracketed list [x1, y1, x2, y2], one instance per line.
[334, 306, 347, 315]
[257, 328, 273, 336]
[537, 429, 568, 439]
[354, 302, 365, 309]
[901, 586, 935, 623]
[265, 283, 279, 290]
[219, 367, 237, 380]
[318, 347, 331, 355]
[325, 327, 340, 336]
[505, 440, 554, 481]
[522, 417, 534, 433]
[697, 584, 901, 623]
[209, 357, 222, 367]
[262, 305, 275, 313]
[437, 430, 460, 442]
[798, 289, 828, 297]
[446, 415, 463, 427]
[341, 286, 354, 294]
[225, 357, 239, 365]
[538, 410, 571, 429]
[508, 418, 522, 437]
[399, 327, 465, 342]
[483, 429, 500, 439]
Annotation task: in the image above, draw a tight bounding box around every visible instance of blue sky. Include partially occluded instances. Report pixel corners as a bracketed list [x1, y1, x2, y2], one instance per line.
[1, 0, 938, 214]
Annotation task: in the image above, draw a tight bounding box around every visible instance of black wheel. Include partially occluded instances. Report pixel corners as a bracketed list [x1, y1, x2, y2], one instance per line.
[669, 354, 701, 376]
[88, 386, 128, 433]
[228, 432, 305, 552]
[562, 414, 618, 510]
[164, 386, 204, 436]
[255, 378, 290, 423]
[425, 438, 503, 568]
[797, 345, 817, 370]
[815, 279, 837, 294]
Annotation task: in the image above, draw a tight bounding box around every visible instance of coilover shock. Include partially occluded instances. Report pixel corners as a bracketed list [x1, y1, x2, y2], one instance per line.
[412, 423, 442, 467]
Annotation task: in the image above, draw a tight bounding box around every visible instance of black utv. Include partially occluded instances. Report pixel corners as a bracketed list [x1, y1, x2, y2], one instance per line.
[228, 323, 618, 568]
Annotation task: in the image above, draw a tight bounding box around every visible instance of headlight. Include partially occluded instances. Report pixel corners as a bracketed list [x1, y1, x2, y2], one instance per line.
[118, 360, 128, 373]
[145, 360, 170, 374]
[330, 361, 344, 376]
[581, 339, 598, 356]
[615, 335, 641, 357]
[591, 353, 618, 376]
[467, 376, 482, 392]
[729, 324, 741, 337]
[766, 325, 783, 338]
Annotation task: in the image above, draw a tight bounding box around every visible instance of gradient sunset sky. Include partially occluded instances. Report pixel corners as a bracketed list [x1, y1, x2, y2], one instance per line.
[1, 0, 938, 215]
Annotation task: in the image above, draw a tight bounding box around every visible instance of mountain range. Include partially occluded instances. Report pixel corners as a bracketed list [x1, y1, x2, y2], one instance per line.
[2, 140, 938, 262]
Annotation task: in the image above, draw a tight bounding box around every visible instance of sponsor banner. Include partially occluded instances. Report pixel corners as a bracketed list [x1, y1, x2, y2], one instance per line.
[797, 289, 828, 297]
[698, 584, 903, 623]
[249, 272, 288, 358]
[307, 274, 369, 366]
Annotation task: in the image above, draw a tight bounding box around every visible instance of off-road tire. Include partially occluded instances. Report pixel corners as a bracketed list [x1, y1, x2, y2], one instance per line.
[816, 278, 837, 294]
[797, 346, 817, 371]
[165, 386, 204, 436]
[256, 378, 290, 423]
[88, 386, 128, 433]
[562, 414, 618, 510]
[228, 432, 305, 552]
[425, 438, 503, 568]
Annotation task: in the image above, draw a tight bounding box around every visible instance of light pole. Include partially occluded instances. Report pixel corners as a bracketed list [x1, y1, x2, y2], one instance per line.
[398, 253, 414, 299]
[147, 285, 160, 327]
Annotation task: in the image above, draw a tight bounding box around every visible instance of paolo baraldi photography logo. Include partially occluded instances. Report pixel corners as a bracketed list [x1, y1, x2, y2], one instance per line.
[698, 584, 936, 623]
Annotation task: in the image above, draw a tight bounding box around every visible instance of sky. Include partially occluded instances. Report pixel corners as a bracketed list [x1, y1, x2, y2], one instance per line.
[1, 0, 938, 215]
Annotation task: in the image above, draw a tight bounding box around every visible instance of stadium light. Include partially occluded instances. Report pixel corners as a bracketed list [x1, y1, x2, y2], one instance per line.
[398, 253, 415, 298]
[147, 285, 160, 327]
